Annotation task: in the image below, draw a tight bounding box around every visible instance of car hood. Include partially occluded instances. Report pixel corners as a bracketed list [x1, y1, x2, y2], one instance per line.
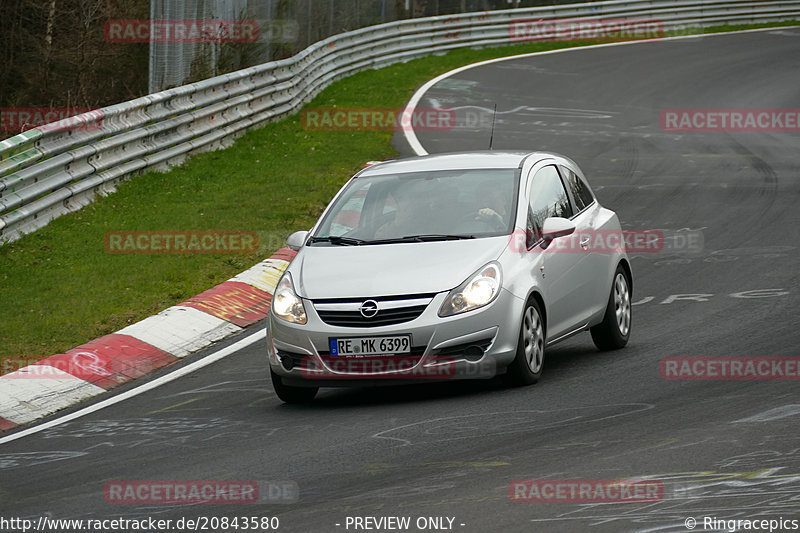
[291, 237, 509, 299]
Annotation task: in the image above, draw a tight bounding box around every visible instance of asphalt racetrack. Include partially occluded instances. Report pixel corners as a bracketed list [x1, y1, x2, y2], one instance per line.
[2, 29, 799, 533]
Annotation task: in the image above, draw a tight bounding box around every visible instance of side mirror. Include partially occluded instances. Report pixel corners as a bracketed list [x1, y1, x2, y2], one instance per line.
[286, 230, 309, 251]
[540, 217, 575, 249]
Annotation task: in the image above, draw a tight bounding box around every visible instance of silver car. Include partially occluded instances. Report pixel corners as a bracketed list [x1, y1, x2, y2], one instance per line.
[267, 151, 632, 403]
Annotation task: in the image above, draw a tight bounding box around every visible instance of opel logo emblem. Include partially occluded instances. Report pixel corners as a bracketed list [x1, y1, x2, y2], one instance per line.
[359, 300, 379, 318]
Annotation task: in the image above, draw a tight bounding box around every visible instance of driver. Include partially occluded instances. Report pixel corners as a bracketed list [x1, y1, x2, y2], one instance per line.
[475, 185, 508, 229]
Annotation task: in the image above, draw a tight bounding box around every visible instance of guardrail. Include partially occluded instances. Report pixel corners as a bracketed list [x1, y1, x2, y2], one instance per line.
[1, 0, 798, 244]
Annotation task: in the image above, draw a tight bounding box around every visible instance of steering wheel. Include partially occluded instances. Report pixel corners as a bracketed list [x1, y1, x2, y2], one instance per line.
[456, 210, 506, 232]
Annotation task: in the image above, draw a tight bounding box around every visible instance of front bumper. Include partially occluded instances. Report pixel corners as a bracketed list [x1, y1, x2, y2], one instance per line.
[267, 289, 523, 387]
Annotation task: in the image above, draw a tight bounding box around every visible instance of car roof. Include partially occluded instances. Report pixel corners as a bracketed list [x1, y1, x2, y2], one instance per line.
[357, 150, 564, 176]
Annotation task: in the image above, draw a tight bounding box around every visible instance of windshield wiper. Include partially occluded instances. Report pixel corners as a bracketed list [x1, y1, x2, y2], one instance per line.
[370, 234, 476, 244]
[310, 234, 476, 246]
[308, 235, 368, 246]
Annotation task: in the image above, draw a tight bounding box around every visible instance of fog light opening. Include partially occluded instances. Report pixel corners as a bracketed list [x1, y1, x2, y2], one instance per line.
[463, 345, 485, 361]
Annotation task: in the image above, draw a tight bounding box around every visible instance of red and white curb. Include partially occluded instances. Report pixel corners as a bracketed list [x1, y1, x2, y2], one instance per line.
[0, 248, 296, 432]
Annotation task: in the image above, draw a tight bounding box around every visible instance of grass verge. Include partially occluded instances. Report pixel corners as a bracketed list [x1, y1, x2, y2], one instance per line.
[0, 21, 796, 366]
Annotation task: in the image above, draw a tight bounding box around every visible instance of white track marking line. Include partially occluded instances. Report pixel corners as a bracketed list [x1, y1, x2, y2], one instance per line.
[0, 328, 266, 445]
[4, 25, 795, 445]
[402, 26, 800, 156]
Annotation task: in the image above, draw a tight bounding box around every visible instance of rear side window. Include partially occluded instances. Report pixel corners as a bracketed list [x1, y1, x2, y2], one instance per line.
[560, 165, 595, 212]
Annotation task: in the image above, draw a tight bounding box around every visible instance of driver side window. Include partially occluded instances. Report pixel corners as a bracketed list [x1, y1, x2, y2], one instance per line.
[526, 165, 573, 247]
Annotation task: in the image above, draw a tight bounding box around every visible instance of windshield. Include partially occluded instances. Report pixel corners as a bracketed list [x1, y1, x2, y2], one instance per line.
[311, 168, 519, 244]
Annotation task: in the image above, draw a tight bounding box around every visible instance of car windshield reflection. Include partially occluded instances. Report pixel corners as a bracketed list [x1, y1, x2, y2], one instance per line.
[310, 169, 519, 245]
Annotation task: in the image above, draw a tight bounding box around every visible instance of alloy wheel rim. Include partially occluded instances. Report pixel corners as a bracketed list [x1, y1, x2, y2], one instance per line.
[614, 273, 631, 336]
[523, 306, 544, 373]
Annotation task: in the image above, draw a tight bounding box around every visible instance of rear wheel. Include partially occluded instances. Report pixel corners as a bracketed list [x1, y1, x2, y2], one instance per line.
[590, 265, 631, 351]
[270, 370, 318, 403]
[504, 298, 545, 386]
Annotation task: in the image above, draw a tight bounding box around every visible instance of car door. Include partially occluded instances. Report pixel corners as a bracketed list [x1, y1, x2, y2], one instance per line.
[524, 163, 590, 340]
[560, 163, 611, 319]
[558, 165, 608, 320]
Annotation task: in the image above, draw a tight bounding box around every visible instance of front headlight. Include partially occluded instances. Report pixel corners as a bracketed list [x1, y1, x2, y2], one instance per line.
[272, 272, 307, 324]
[438, 262, 502, 317]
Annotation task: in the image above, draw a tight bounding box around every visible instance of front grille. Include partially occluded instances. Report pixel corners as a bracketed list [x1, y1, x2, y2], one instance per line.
[317, 306, 427, 327]
[313, 294, 434, 328]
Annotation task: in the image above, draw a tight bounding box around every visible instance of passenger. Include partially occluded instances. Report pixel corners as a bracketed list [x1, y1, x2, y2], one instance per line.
[374, 183, 428, 239]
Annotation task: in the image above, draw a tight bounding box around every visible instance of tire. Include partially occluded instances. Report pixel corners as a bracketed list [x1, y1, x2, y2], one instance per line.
[590, 265, 632, 351]
[504, 297, 546, 386]
[270, 370, 318, 404]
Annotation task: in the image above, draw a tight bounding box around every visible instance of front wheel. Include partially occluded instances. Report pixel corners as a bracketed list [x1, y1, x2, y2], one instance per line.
[270, 370, 318, 403]
[590, 265, 632, 351]
[504, 298, 546, 386]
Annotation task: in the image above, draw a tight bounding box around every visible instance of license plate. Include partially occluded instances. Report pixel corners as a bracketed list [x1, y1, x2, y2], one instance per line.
[329, 335, 411, 356]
